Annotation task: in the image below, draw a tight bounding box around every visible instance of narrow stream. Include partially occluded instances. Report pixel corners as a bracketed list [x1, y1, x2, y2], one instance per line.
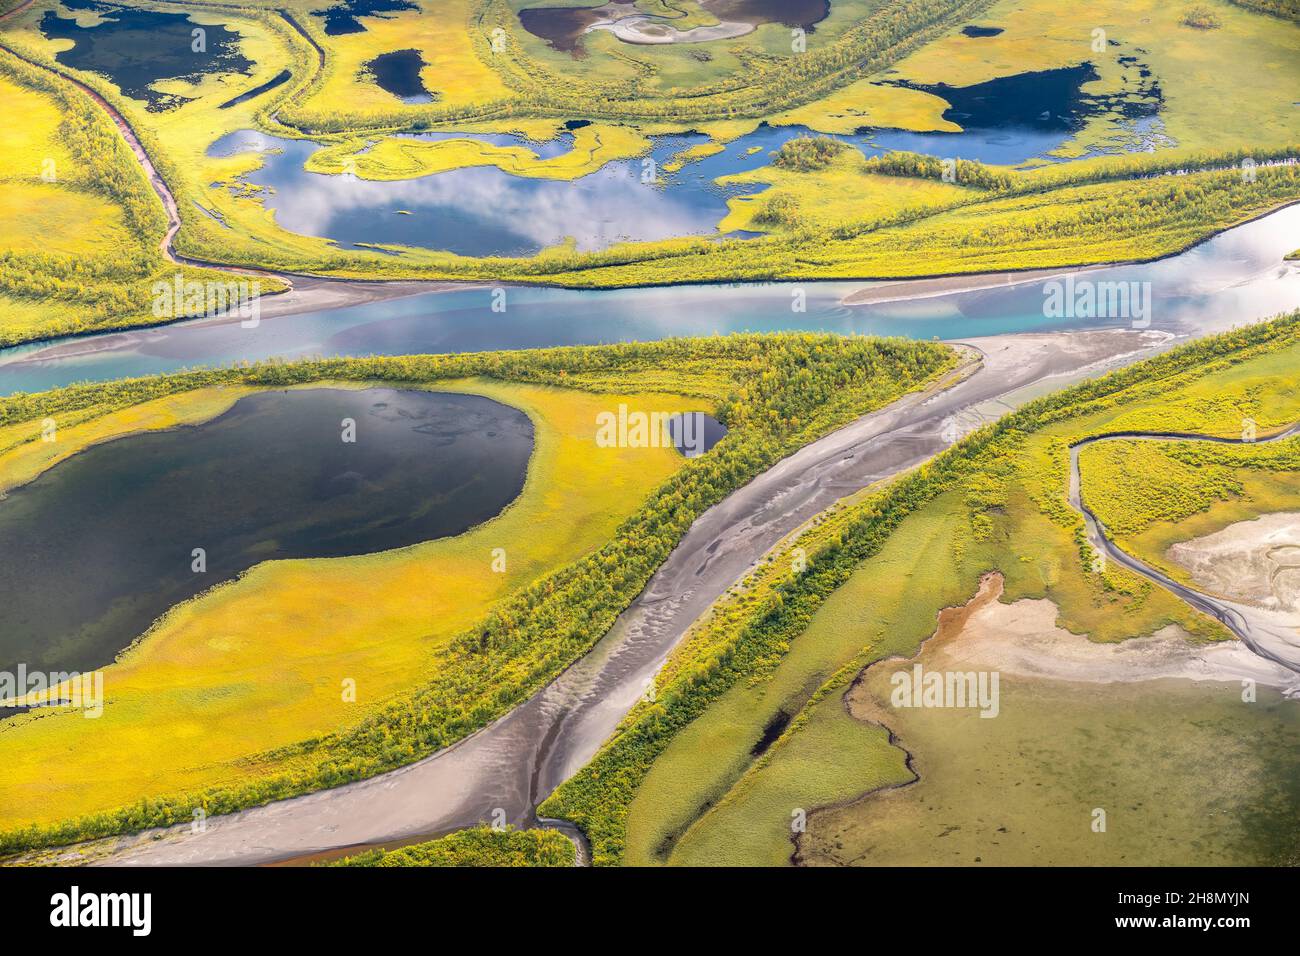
[1070, 424, 1300, 674]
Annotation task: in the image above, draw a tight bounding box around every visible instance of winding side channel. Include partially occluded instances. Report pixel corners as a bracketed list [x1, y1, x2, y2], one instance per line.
[1070, 423, 1300, 674]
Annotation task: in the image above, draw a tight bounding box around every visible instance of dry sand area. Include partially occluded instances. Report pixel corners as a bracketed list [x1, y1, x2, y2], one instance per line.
[842, 265, 1109, 306]
[1169, 512, 1300, 612]
[875, 572, 1300, 701]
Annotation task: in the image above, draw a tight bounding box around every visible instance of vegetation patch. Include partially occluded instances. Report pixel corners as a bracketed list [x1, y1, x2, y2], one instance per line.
[1182, 5, 1224, 28]
[769, 135, 850, 172]
[328, 826, 575, 866]
[0, 47, 275, 347]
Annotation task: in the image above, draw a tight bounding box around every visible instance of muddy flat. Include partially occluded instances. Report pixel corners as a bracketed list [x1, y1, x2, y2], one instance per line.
[1169, 512, 1300, 611]
[917, 573, 1299, 691]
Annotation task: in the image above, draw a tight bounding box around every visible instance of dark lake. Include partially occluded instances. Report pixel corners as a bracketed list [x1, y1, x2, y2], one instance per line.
[366, 49, 432, 104]
[888, 61, 1161, 137]
[0, 388, 533, 675]
[519, 3, 610, 54]
[667, 412, 728, 457]
[708, 0, 829, 29]
[314, 0, 418, 36]
[40, 0, 252, 111]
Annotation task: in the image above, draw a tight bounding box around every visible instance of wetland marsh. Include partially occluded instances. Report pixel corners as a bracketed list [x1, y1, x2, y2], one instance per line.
[1, 0, 1298, 876]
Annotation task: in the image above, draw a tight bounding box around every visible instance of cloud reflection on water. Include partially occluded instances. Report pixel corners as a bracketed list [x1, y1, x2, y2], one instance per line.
[209, 131, 734, 256]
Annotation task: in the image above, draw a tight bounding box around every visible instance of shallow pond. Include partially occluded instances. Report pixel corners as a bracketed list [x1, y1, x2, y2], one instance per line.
[202, 46, 1167, 256]
[206, 127, 758, 256]
[204, 118, 1113, 258]
[40, 0, 252, 111]
[0, 388, 533, 674]
[366, 49, 432, 104]
[519, 3, 612, 55]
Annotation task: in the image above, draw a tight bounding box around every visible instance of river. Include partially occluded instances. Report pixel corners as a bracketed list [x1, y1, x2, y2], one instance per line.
[2, 204, 1298, 396]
